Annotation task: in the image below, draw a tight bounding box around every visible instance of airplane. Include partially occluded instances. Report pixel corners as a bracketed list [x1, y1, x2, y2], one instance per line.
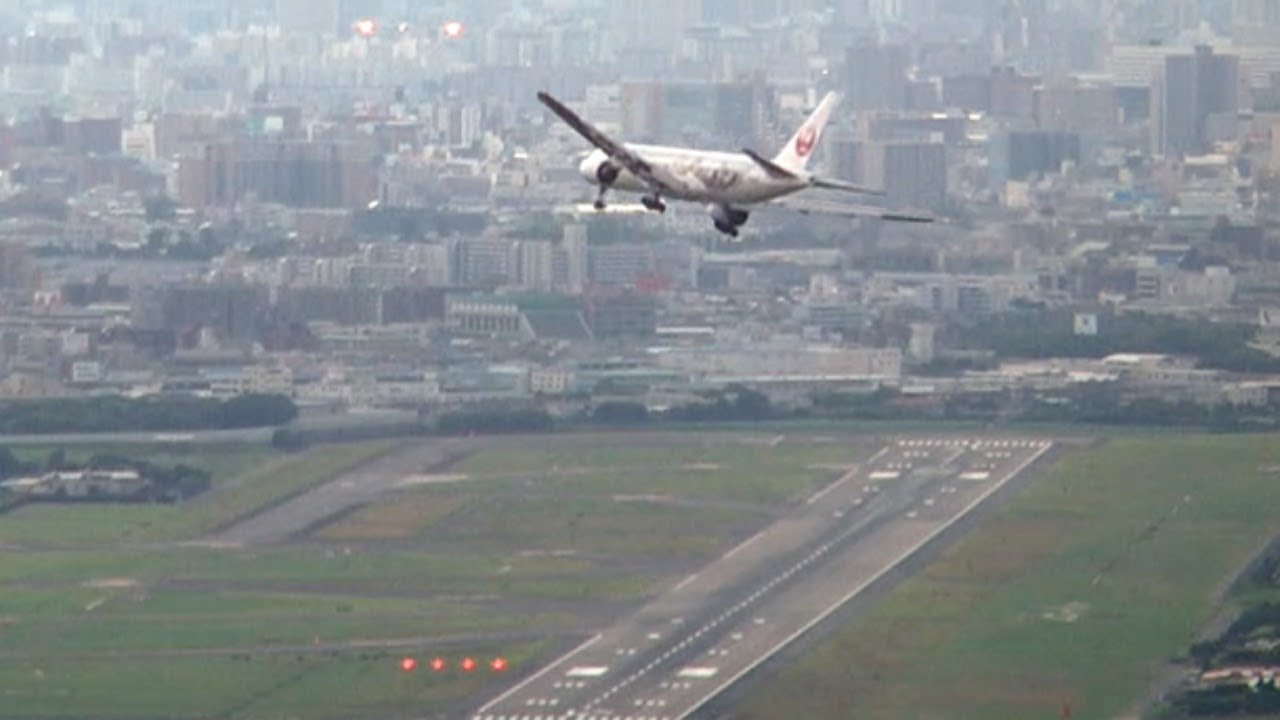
[536, 90, 933, 238]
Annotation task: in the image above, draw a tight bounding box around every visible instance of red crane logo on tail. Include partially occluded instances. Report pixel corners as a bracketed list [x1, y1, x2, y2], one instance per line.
[795, 126, 818, 158]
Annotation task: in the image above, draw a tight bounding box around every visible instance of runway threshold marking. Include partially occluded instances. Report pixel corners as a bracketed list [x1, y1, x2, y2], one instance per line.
[475, 633, 602, 714]
[678, 441, 1054, 719]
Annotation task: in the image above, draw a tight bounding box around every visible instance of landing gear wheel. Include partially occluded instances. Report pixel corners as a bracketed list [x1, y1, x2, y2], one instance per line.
[593, 198, 606, 211]
[713, 220, 740, 238]
[642, 195, 667, 214]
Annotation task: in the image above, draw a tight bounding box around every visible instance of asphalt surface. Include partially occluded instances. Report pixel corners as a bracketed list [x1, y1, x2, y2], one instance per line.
[0, 410, 420, 446]
[471, 436, 1054, 720]
[206, 441, 455, 546]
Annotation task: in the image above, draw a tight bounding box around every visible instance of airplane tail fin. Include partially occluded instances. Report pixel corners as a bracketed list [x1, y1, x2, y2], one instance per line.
[773, 92, 839, 175]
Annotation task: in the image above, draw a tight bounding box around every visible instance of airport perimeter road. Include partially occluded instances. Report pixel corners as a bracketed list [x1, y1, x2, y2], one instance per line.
[471, 437, 1054, 720]
[207, 441, 454, 546]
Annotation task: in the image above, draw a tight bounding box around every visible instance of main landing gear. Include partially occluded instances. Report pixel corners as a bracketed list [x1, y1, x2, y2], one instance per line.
[641, 194, 667, 213]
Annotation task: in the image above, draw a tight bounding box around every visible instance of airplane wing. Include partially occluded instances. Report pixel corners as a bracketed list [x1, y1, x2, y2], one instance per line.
[537, 91, 688, 196]
[770, 198, 935, 224]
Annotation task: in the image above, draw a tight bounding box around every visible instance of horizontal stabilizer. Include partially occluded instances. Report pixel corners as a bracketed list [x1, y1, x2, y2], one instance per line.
[743, 149, 799, 180]
[810, 177, 886, 196]
[880, 212, 935, 224]
[775, 198, 936, 224]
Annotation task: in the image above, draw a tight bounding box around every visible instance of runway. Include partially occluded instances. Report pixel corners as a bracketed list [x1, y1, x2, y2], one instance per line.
[471, 436, 1054, 720]
[207, 442, 453, 546]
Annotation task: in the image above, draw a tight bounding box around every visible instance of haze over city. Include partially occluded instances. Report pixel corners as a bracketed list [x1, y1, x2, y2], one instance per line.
[0, 2, 1279, 720]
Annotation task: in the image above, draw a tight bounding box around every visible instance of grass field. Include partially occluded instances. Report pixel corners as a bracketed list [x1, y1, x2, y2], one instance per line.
[0, 640, 549, 720]
[733, 433, 1280, 720]
[0, 431, 870, 719]
[0, 441, 394, 545]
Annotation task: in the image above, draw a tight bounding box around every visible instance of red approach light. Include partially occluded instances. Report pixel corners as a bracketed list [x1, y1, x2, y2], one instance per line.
[490, 657, 508, 672]
[429, 657, 447, 672]
[442, 21, 465, 39]
[460, 657, 477, 672]
[355, 18, 378, 37]
[399, 657, 417, 673]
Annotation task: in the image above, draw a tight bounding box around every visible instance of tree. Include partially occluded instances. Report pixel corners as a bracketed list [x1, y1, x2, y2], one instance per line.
[592, 401, 649, 425]
[219, 394, 299, 428]
[45, 448, 67, 472]
[0, 447, 21, 478]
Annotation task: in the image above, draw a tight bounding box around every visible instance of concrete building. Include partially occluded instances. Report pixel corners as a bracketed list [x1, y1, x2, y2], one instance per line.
[853, 141, 947, 210]
[656, 343, 903, 383]
[1154, 45, 1240, 156]
[846, 40, 909, 112]
[179, 137, 378, 209]
[446, 296, 525, 337]
[1234, 0, 1280, 46]
[619, 80, 774, 146]
[991, 130, 1081, 183]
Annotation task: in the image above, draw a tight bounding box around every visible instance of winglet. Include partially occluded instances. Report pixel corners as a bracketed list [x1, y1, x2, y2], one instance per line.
[742, 149, 799, 180]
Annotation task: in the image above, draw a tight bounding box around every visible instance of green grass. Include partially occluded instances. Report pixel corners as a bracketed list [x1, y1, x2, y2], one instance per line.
[453, 435, 862, 505]
[0, 431, 874, 718]
[1, 588, 514, 656]
[423, 492, 749, 559]
[733, 433, 1280, 720]
[0, 641, 548, 720]
[0, 442, 394, 545]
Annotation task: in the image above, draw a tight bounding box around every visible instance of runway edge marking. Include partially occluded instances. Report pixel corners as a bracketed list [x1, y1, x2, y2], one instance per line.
[679, 441, 1054, 719]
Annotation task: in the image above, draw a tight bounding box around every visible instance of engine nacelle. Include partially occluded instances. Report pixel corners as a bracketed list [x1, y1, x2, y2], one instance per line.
[596, 160, 621, 185]
[580, 153, 621, 186]
[707, 204, 750, 228]
[708, 203, 733, 227]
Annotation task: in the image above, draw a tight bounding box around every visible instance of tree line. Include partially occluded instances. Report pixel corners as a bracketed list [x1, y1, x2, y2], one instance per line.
[0, 447, 211, 504]
[959, 311, 1280, 374]
[0, 394, 298, 435]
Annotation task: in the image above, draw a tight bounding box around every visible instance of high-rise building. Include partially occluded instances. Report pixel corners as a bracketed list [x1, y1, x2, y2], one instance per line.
[1234, 0, 1280, 46]
[1154, 45, 1240, 156]
[620, 81, 774, 146]
[991, 130, 1082, 182]
[179, 137, 378, 209]
[609, 1, 699, 52]
[132, 284, 270, 344]
[846, 40, 910, 112]
[449, 239, 515, 287]
[515, 240, 555, 293]
[0, 243, 34, 292]
[854, 141, 947, 210]
[276, 0, 340, 35]
[589, 245, 655, 288]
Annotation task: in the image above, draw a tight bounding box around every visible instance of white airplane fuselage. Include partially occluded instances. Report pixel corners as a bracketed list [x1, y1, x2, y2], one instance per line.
[578, 145, 809, 207]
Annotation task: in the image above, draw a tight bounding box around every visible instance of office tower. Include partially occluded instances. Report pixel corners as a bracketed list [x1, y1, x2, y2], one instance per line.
[846, 40, 910, 112]
[1154, 45, 1240, 156]
[854, 141, 947, 210]
[276, 0, 340, 35]
[1234, 0, 1280, 44]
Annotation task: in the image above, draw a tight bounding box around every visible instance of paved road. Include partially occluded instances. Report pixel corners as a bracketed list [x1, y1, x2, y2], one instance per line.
[206, 441, 455, 546]
[471, 436, 1054, 720]
[0, 410, 420, 446]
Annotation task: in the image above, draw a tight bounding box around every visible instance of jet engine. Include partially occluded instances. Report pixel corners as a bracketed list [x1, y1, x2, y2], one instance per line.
[707, 204, 749, 237]
[595, 160, 621, 186]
